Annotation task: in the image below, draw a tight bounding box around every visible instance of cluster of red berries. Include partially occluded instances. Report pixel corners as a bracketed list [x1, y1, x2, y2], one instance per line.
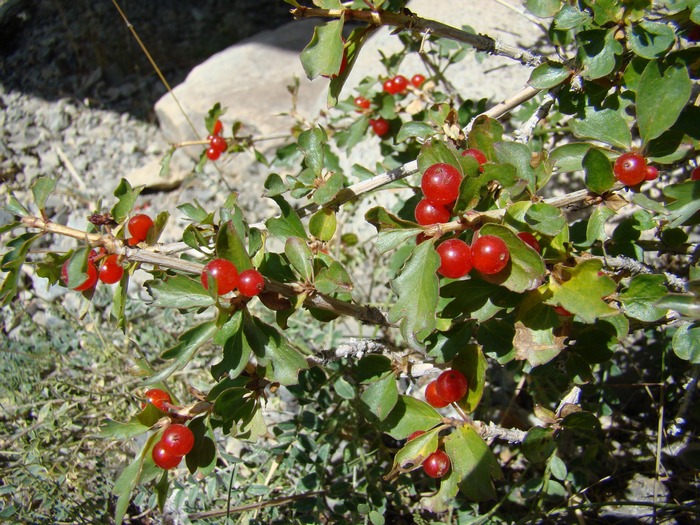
[201, 258, 265, 297]
[126, 213, 154, 246]
[143, 389, 195, 470]
[612, 152, 658, 185]
[205, 120, 227, 161]
[353, 73, 427, 137]
[61, 248, 124, 290]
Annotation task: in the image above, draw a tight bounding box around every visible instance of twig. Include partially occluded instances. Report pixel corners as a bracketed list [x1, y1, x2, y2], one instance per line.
[601, 255, 687, 292]
[513, 90, 557, 144]
[55, 146, 87, 192]
[473, 420, 527, 443]
[188, 491, 324, 520]
[290, 6, 545, 67]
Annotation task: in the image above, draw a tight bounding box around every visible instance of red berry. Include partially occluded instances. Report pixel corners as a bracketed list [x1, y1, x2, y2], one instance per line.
[383, 78, 398, 94]
[691, 167, 700, 181]
[161, 424, 195, 457]
[421, 163, 462, 205]
[436, 239, 473, 279]
[98, 254, 124, 284]
[238, 269, 265, 297]
[461, 148, 488, 167]
[144, 388, 172, 412]
[152, 441, 182, 470]
[415, 199, 451, 225]
[644, 165, 659, 181]
[212, 120, 223, 135]
[369, 118, 390, 136]
[471, 235, 510, 275]
[210, 135, 227, 153]
[425, 381, 450, 408]
[423, 450, 450, 478]
[407, 430, 426, 441]
[127, 214, 154, 243]
[553, 305, 573, 317]
[206, 146, 221, 161]
[392, 75, 409, 93]
[517, 232, 541, 253]
[201, 258, 239, 295]
[435, 369, 468, 403]
[613, 152, 647, 186]
[354, 96, 370, 110]
[61, 258, 98, 291]
[411, 74, 426, 88]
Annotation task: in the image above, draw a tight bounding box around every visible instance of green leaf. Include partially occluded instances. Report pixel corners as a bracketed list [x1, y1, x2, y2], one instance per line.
[618, 274, 669, 322]
[285, 237, 314, 282]
[387, 427, 440, 478]
[528, 62, 570, 89]
[417, 139, 463, 175]
[204, 102, 225, 134]
[313, 172, 344, 205]
[525, 0, 561, 18]
[266, 195, 307, 240]
[513, 294, 567, 366]
[656, 294, 700, 319]
[570, 107, 631, 149]
[61, 247, 93, 290]
[454, 345, 487, 413]
[5, 194, 30, 217]
[525, 203, 567, 237]
[360, 371, 399, 422]
[577, 29, 623, 80]
[397, 121, 434, 143]
[298, 126, 327, 176]
[673, 322, 700, 363]
[549, 259, 618, 323]
[388, 240, 440, 349]
[147, 275, 214, 309]
[300, 20, 345, 80]
[111, 178, 144, 224]
[309, 208, 337, 242]
[449, 425, 503, 501]
[476, 224, 547, 293]
[381, 396, 443, 439]
[523, 426, 556, 463]
[251, 317, 309, 386]
[628, 21, 675, 59]
[637, 60, 692, 144]
[185, 416, 217, 475]
[333, 376, 356, 399]
[664, 180, 700, 228]
[31, 176, 57, 210]
[583, 206, 615, 247]
[441, 278, 519, 323]
[146, 321, 217, 385]
[211, 311, 252, 380]
[216, 221, 252, 272]
[550, 142, 594, 173]
[494, 142, 536, 194]
[553, 4, 591, 29]
[315, 261, 353, 295]
[98, 417, 150, 440]
[0, 232, 40, 307]
[583, 147, 616, 194]
[113, 433, 160, 525]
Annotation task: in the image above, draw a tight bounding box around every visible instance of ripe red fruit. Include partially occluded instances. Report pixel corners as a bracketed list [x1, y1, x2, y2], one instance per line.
[354, 96, 370, 110]
[691, 167, 700, 181]
[423, 450, 451, 478]
[201, 258, 239, 295]
[517, 232, 541, 253]
[238, 269, 265, 297]
[644, 165, 659, 181]
[152, 441, 182, 470]
[425, 381, 450, 408]
[206, 146, 221, 161]
[161, 424, 195, 457]
[471, 235, 510, 275]
[127, 214, 154, 243]
[613, 152, 647, 186]
[144, 388, 172, 412]
[407, 430, 426, 441]
[435, 369, 468, 403]
[210, 135, 227, 153]
[411, 74, 426, 88]
[392, 75, 409, 93]
[212, 119, 223, 135]
[421, 163, 462, 205]
[383, 78, 398, 94]
[415, 199, 451, 225]
[461, 148, 488, 167]
[369, 118, 390, 136]
[436, 239, 473, 279]
[98, 254, 124, 284]
[61, 258, 98, 291]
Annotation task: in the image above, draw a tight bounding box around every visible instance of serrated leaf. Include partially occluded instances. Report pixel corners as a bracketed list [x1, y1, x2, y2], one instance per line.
[476, 224, 547, 293]
[549, 259, 618, 323]
[147, 274, 215, 309]
[31, 176, 57, 210]
[618, 274, 669, 322]
[553, 4, 591, 29]
[388, 241, 440, 349]
[525, 202, 567, 237]
[111, 178, 144, 224]
[360, 371, 399, 422]
[397, 121, 434, 143]
[146, 321, 217, 385]
[251, 317, 309, 385]
[494, 141, 536, 194]
[673, 322, 700, 363]
[570, 107, 631, 149]
[285, 237, 314, 282]
[300, 20, 345, 80]
[628, 21, 675, 60]
[309, 208, 337, 241]
[266, 195, 307, 240]
[583, 147, 616, 194]
[381, 396, 443, 439]
[528, 62, 570, 89]
[637, 60, 692, 144]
